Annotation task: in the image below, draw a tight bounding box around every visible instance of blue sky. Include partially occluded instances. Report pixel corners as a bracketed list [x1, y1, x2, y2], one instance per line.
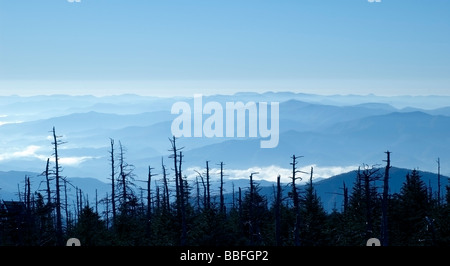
[0, 0, 449, 96]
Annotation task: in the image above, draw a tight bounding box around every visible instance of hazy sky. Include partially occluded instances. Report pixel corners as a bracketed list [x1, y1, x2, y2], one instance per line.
[0, 0, 449, 96]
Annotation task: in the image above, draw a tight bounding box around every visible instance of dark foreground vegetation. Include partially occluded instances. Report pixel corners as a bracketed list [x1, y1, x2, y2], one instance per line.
[1, 128, 449, 246]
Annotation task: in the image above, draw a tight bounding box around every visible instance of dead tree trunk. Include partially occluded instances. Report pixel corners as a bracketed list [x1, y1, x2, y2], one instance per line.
[52, 126, 64, 246]
[178, 151, 187, 246]
[437, 157, 441, 206]
[45, 158, 52, 206]
[206, 161, 211, 210]
[381, 151, 391, 246]
[146, 166, 154, 241]
[161, 157, 170, 211]
[275, 175, 282, 246]
[63, 178, 69, 231]
[109, 138, 117, 224]
[219, 162, 225, 215]
[119, 141, 127, 208]
[342, 181, 348, 214]
[169, 136, 180, 215]
[195, 177, 201, 211]
[290, 155, 304, 246]
[169, 136, 187, 245]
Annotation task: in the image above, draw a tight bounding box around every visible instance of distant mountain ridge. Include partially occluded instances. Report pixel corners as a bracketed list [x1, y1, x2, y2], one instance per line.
[0, 92, 449, 185]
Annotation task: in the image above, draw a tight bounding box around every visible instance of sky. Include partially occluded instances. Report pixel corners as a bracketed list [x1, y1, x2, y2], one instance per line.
[0, 0, 449, 97]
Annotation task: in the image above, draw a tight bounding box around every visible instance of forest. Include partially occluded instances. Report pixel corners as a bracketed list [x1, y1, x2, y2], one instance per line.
[0, 127, 449, 246]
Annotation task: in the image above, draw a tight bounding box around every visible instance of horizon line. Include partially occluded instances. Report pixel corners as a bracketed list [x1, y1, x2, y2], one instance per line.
[2, 90, 450, 98]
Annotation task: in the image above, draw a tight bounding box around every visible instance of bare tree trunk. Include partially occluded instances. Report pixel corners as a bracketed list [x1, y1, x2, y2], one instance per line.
[64, 178, 69, 231]
[238, 187, 243, 235]
[275, 175, 282, 246]
[110, 138, 116, 223]
[147, 166, 153, 241]
[437, 157, 441, 206]
[25, 175, 31, 212]
[104, 192, 110, 229]
[169, 136, 181, 215]
[52, 126, 64, 246]
[342, 181, 348, 214]
[162, 157, 170, 211]
[78, 189, 83, 212]
[291, 155, 303, 246]
[95, 189, 98, 214]
[232, 182, 235, 210]
[206, 161, 211, 210]
[196, 177, 201, 211]
[119, 141, 127, 208]
[45, 158, 51, 206]
[381, 151, 391, 246]
[76, 187, 80, 219]
[219, 162, 225, 215]
[178, 151, 187, 246]
[364, 169, 372, 238]
[156, 185, 161, 211]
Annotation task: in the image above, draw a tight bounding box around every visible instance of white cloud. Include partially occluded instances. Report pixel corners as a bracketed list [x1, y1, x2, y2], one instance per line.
[0, 145, 97, 166]
[184, 164, 359, 184]
[0, 145, 47, 161]
[0, 120, 23, 126]
[59, 156, 95, 166]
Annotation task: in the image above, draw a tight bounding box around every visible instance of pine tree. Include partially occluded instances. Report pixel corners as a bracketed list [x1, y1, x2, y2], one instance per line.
[300, 167, 328, 246]
[391, 169, 430, 245]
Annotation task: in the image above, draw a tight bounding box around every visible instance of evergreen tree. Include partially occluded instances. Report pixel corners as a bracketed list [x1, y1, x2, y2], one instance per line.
[72, 206, 111, 246]
[299, 167, 328, 246]
[241, 173, 270, 245]
[391, 169, 430, 246]
[344, 165, 381, 245]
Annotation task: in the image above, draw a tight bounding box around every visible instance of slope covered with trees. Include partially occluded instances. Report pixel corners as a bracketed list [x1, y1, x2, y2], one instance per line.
[0, 128, 449, 246]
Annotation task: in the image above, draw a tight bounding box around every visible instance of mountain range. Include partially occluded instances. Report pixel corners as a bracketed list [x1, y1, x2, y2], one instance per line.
[0, 92, 449, 187]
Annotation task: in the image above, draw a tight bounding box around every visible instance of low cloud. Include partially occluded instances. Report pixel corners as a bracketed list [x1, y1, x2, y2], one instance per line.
[59, 156, 95, 166]
[0, 145, 97, 166]
[184, 164, 359, 184]
[0, 145, 47, 161]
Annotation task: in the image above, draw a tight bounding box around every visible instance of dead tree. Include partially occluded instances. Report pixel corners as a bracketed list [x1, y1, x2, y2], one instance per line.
[361, 164, 381, 240]
[194, 170, 207, 210]
[117, 141, 136, 214]
[381, 151, 391, 246]
[342, 181, 349, 214]
[169, 136, 187, 245]
[44, 158, 52, 206]
[146, 166, 155, 240]
[169, 136, 182, 213]
[206, 161, 211, 210]
[275, 175, 282, 246]
[119, 141, 127, 207]
[109, 138, 117, 224]
[218, 162, 226, 215]
[178, 152, 187, 245]
[161, 157, 170, 211]
[195, 176, 201, 211]
[51, 126, 65, 246]
[290, 154, 306, 246]
[76, 187, 80, 219]
[437, 158, 441, 206]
